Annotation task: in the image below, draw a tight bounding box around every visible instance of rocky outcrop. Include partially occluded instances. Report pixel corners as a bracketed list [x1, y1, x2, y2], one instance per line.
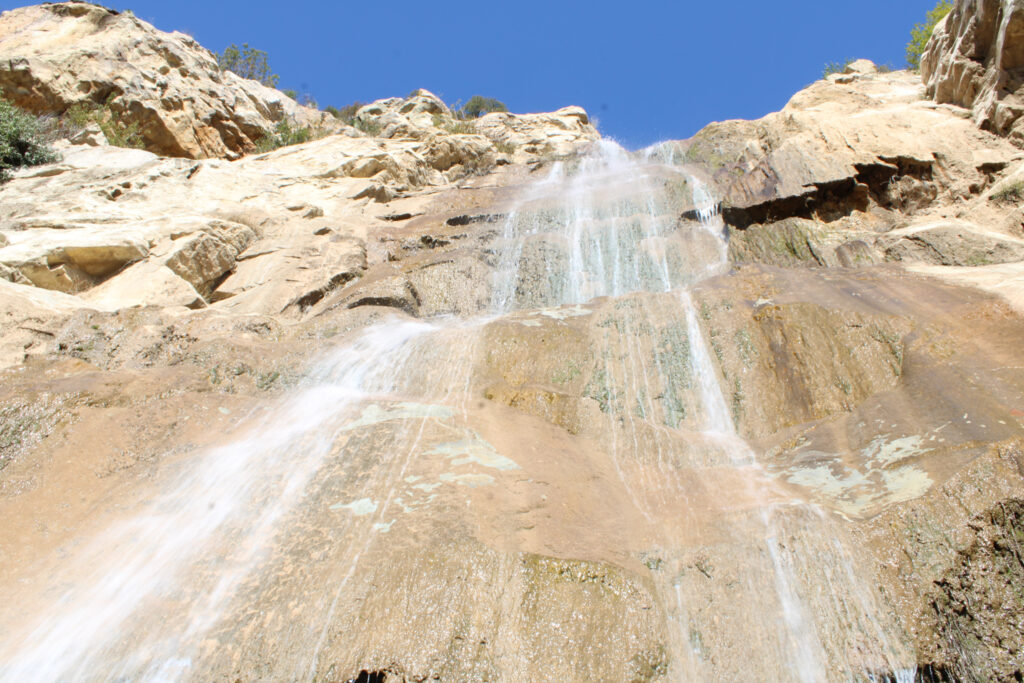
[879, 221, 1024, 265]
[3, 1, 1024, 680]
[352, 89, 599, 164]
[0, 89, 599, 346]
[674, 56, 1024, 318]
[681, 63, 1017, 232]
[925, 497, 1024, 680]
[922, 0, 1024, 146]
[0, 2, 338, 159]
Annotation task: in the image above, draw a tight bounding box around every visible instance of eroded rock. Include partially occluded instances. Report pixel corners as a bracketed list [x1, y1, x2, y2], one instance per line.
[923, 0, 1024, 146]
[0, 2, 339, 159]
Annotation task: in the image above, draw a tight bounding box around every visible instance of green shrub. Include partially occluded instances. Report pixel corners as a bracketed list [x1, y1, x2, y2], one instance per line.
[822, 59, 854, 79]
[494, 139, 516, 155]
[991, 180, 1024, 203]
[907, 1, 954, 70]
[326, 102, 364, 125]
[353, 117, 382, 136]
[282, 89, 298, 100]
[434, 115, 476, 135]
[254, 118, 314, 153]
[218, 43, 279, 88]
[0, 98, 57, 181]
[64, 98, 145, 150]
[460, 95, 508, 119]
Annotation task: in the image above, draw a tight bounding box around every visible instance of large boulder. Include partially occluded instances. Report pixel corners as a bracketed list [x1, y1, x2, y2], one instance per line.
[922, 0, 1024, 146]
[0, 2, 339, 159]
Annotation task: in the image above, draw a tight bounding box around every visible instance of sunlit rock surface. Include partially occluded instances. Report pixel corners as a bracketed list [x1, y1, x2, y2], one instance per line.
[0, 2, 1023, 681]
[0, 2, 342, 159]
[923, 0, 1024, 146]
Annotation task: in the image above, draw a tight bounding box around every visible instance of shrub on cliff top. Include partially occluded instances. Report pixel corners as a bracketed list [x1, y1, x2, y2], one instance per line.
[218, 43, 280, 88]
[0, 98, 57, 181]
[907, 1, 954, 70]
[461, 95, 508, 119]
[326, 102, 364, 125]
[822, 59, 854, 79]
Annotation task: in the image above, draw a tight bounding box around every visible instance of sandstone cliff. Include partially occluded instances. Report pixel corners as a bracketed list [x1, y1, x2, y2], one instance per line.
[0, 2, 1022, 682]
[0, 2, 339, 158]
[922, 0, 1024, 146]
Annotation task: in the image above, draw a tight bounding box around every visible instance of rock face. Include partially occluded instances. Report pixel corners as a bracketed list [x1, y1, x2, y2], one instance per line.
[0, 2, 338, 159]
[681, 64, 1013, 230]
[673, 58, 1024, 313]
[922, 0, 1024, 146]
[2, 2, 1024, 682]
[353, 88, 599, 164]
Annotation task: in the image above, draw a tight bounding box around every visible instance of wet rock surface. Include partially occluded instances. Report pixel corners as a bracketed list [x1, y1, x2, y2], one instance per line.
[1, 3, 1024, 681]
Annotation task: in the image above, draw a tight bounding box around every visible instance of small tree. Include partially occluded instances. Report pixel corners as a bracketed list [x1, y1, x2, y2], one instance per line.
[218, 43, 279, 88]
[0, 98, 57, 181]
[907, 1, 954, 70]
[461, 95, 508, 119]
[326, 102, 364, 125]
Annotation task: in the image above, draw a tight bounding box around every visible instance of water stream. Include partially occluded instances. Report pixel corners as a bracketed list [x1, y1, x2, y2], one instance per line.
[0, 141, 918, 681]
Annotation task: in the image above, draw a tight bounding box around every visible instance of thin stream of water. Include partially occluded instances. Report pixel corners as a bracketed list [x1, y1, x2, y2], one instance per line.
[0, 141, 918, 681]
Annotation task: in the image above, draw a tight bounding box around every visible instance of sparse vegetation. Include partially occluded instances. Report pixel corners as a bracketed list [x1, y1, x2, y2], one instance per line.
[326, 102, 364, 125]
[822, 59, 854, 79]
[907, 1, 954, 70]
[218, 43, 279, 88]
[253, 118, 317, 153]
[352, 117, 382, 137]
[991, 180, 1024, 203]
[460, 95, 508, 119]
[432, 114, 476, 135]
[0, 97, 58, 181]
[64, 98, 145, 149]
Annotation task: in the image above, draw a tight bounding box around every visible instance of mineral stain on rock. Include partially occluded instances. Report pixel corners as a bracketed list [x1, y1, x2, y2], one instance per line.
[0, 1, 1023, 681]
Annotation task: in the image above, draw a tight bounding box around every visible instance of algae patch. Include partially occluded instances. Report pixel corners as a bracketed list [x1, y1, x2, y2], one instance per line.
[427, 437, 520, 471]
[330, 498, 379, 516]
[340, 402, 454, 433]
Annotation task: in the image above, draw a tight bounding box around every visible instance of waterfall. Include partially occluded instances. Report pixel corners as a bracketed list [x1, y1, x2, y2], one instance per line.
[0, 142, 917, 681]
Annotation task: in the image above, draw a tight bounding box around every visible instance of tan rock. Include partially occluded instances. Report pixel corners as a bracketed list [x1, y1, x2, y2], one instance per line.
[80, 260, 204, 310]
[680, 70, 1020, 232]
[0, 231, 149, 292]
[163, 233, 239, 296]
[217, 235, 366, 315]
[922, 0, 1024, 146]
[0, 2, 340, 159]
[475, 105, 599, 160]
[879, 220, 1024, 266]
[844, 58, 878, 75]
[0, 277, 89, 366]
[353, 91, 599, 163]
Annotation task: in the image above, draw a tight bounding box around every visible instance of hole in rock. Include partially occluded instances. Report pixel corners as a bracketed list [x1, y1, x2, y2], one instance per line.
[348, 670, 387, 683]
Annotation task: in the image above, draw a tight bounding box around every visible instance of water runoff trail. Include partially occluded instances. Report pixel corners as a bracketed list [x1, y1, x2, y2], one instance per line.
[0, 141, 917, 681]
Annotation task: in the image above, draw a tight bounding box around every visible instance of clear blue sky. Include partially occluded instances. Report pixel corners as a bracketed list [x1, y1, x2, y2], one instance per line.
[97, 1, 938, 149]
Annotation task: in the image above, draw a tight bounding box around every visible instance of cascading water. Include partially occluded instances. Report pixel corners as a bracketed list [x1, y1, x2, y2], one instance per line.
[0, 141, 919, 681]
